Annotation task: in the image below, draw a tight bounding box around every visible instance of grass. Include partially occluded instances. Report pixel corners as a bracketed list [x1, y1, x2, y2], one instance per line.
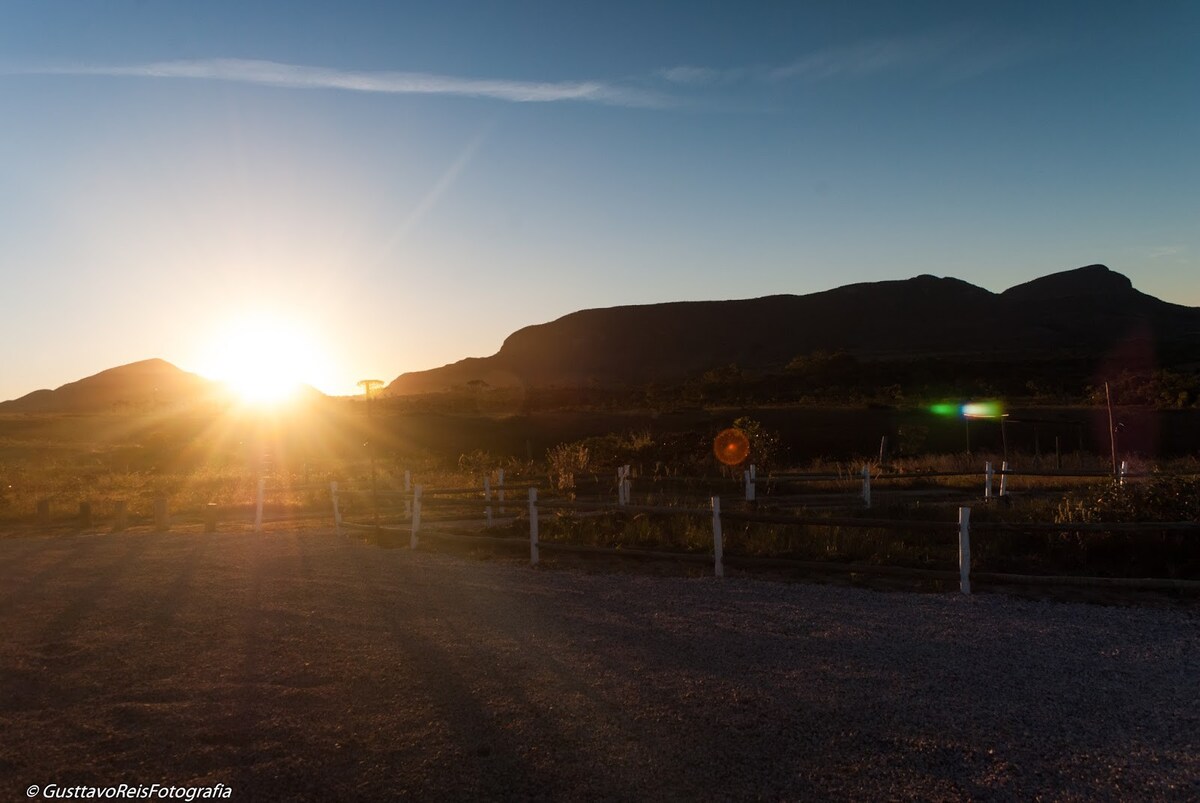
[3, 408, 1197, 581]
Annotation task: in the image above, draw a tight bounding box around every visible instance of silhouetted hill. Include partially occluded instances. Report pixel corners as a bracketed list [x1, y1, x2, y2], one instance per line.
[386, 265, 1200, 395]
[0, 359, 221, 413]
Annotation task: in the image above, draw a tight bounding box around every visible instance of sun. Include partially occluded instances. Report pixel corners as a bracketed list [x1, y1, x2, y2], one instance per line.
[199, 313, 328, 406]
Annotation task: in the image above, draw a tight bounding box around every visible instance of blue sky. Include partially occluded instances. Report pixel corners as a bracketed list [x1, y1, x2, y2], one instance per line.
[1, 1, 1196, 399]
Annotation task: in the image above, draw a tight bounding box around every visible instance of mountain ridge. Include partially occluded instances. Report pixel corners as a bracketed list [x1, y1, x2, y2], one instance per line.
[5, 265, 1196, 410]
[0, 359, 220, 413]
[386, 265, 1200, 395]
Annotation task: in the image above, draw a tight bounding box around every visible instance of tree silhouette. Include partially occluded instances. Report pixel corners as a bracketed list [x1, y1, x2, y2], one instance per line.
[357, 379, 384, 399]
[357, 379, 385, 528]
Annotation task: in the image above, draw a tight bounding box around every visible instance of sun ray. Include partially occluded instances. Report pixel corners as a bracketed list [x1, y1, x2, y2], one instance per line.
[196, 312, 332, 407]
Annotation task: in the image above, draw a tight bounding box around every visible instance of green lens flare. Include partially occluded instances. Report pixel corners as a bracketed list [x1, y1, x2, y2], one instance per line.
[961, 401, 1002, 418]
[929, 403, 959, 417]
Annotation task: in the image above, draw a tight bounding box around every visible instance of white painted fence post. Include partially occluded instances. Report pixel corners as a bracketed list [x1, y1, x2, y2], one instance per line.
[984, 462, 994, 499]
[330, 482, 342, 537]
[999, 460, 1009, 497]
[404, 470, 412, 518]
[410, 485, 422, 550]
[484, 476, 492, 528]
[712, 496, 724, 578]
[253, 475, 265, 532]
[617, 465, 631, 506]
[744, 470, 755, 501]
[958, 506, 971, 595]
[498, 468, 505, 515]
[861, 465, 871, 508]
[1119, 460, 1128, 487]
[528, 487, 539, 566]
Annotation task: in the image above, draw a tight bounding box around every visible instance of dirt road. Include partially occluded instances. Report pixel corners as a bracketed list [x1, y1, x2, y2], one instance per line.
[1, 529, 1196, 801]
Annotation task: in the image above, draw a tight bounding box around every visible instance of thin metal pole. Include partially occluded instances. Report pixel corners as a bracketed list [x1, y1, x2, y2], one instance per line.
[958, 506, 971, 595]
[1105, 381, 1118, 477]
[711, 496, 724, 578]
[528, 487, 539, 566]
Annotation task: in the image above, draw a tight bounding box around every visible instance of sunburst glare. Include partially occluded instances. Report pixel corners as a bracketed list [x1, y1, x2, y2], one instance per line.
[198, 313, 331, 406]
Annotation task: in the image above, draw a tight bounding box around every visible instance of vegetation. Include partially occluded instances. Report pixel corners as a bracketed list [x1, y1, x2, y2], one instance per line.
[385, 353, 1200, 413]
[3, 405, 1198, 583]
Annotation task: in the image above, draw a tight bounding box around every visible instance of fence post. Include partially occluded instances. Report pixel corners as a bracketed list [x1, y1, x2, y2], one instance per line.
[498, 468, 505, 515]
[1119, 460, 1128, 487]
[204, 503, 218, 533]
[154, 498, 170, 532]
[984, 462, 993, 499]
[254, 477, 265, 532]
[113, 500, 127, 533]
[958, 506, 971, 595]
[78, 501, 92, 529]
[744, 470, 755, 501]
[36, 500, 50, 527]
[410, 485, 422, 550]
[712, 496, 724, 578]
[330, 482, 342, 536]
[623, 464, 632, 506]
[403, 470, 412, 520]
[999, 461, 1009, 498]
[861, 465, 871, 508]
[528, 486, 539, 567]
[750, 463, 756, 483]
[484, 476, 493, 528]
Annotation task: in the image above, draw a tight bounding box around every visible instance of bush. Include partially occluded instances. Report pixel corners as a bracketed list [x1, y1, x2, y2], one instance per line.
[546, 442, 590, 490]
[730, 416, 782, 471]
[1056, 475, 1200, 523]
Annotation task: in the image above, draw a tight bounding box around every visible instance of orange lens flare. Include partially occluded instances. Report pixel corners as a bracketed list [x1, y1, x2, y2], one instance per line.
[714, 428, 750, 466]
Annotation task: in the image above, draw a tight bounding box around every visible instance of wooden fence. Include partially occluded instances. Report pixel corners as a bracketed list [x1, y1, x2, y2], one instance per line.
[329, 468, 1200, 595]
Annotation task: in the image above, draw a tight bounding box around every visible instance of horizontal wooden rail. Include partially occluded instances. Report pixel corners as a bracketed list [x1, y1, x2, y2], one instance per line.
[727, 554, 960, 580]
[333, 488, 409, 498]
[972, 520, 1200, 533]
[538, 541, 712, 563]
[721, 510, 954, 531]
[538, 500, 710, 515]
[993, 469, 1130, 478]
[262, 483, 332, 492]
[417, 496, 500, 509]
[762, 473, 854, 482]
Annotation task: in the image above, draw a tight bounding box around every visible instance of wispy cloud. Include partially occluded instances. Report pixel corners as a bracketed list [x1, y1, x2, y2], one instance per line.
[1147, 245, 1185, 259]
[656, 29, 1043, 90]
[10, 32, 1042, 113]
[657, 65, 747, 86]
[769, 31, 958, 82]
[16, 58, 670, 108]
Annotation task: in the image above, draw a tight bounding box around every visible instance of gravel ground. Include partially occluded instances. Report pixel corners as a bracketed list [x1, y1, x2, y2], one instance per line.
[0, 528, 1197, 802]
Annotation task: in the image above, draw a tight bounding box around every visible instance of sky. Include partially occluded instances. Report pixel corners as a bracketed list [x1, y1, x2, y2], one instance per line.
[1, 0, 1197, 400]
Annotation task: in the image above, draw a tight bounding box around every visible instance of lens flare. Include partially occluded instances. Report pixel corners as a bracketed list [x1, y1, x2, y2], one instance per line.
[714, 428, 750, 466]
[929, 403, 959, 417]
[962, 401, 1003, 419]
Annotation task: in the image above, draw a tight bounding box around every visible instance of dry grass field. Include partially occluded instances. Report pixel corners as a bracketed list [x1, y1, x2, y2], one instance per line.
[2, 527, 1197, 801]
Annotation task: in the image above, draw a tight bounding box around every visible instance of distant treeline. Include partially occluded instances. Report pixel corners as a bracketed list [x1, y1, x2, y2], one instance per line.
[384, 351, 1200, 415]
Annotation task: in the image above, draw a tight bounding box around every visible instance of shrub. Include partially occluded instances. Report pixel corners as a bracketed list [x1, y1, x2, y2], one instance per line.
[730, 416, 782, 471]
[1056, 475, 1200, 523]
[546, 442, 590, 490]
